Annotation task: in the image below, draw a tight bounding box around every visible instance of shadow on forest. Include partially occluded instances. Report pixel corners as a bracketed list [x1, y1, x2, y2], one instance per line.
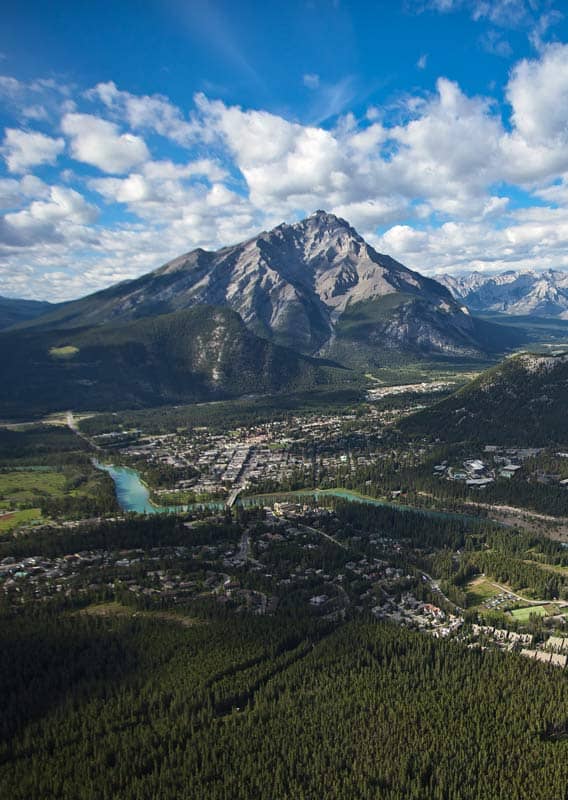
[0, 612, 141, 759]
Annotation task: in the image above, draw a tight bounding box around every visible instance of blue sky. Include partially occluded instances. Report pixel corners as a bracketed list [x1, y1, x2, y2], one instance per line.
[2, 0, 568, 300]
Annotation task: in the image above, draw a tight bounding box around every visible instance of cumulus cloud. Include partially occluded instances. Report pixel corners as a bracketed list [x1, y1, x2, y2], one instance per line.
[2, 128, 64, 173]
[507, 43, 568, 146]
[88, 157, 230, 222]
[62, 112, 149, 173]
[1, 185, 97, 251]
[87, 81, 199, 145]
[7, 41, 568, 300]
[373, 203, 568, 277]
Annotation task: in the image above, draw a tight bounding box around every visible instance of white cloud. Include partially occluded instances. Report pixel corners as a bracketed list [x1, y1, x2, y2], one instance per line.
[507, 43, 568, 146]
[471, 0, 533, 28]
[0, 185, 97, 253]
[21, 105, 49, 121]
[417, 54, 428, 69]
[479, 30, 513, 57]
[2, 128, 64, 173]
[8, 42, 568, 300]
[89, 157, 231, 223]
[87, 81, 199, 145]
[303, 73, 320, 89]
[61, 112, 149, 173]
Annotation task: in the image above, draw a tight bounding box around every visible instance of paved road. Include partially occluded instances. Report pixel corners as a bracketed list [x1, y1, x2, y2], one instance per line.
[293, 521, 349, 551]
[421, 570, 462, 612]
[237, 531, 250, 561]
[66, 411, 101, 450]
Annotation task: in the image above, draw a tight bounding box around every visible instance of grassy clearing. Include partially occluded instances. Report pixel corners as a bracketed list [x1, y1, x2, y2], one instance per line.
[0, 508, 41, 533]
[80, 602, 136, 618]
[80, 602, 203, 627]
[465, 576, 501, 607]
[523, 559, 568, 576]
[510, 605, 550, 622]
[48, 345, 79, 359]
[0, 470, 66, 507]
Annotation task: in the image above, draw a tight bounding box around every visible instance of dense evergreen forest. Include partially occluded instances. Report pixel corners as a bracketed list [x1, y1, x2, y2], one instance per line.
[0, 607, 566, 800]
[0, 307, 358, 419]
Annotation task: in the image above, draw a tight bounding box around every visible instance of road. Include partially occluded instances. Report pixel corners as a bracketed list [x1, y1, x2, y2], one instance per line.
[490, 579, 568, 608]
[66, 411, 101, 450]
[420, 570, 463, 612]
[236, 530, 250, 562]
[293, 520, 349, 551]
[227, 487, 242, 508]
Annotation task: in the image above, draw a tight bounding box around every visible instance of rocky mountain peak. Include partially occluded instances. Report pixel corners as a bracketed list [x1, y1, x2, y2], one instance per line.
[21, 211, 502, 361]
[439, 268, 568, 318]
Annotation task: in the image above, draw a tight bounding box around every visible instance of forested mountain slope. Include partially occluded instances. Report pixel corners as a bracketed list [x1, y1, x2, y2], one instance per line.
[0, 305, 352, 418]
[402, 352, 568, 444]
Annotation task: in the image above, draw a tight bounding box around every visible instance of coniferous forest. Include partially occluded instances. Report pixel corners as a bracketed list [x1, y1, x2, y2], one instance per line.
[0, 605, 567, 800]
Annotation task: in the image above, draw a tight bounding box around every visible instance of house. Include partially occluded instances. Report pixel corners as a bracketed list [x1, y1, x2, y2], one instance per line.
[309, 594, 328, 606]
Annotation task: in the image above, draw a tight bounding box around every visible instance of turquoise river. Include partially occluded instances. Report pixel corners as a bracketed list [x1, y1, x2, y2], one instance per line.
[95, 461, 485, 526]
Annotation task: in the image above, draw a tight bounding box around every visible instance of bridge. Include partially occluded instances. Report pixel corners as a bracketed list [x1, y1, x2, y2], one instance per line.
[226, 487, 243, 508]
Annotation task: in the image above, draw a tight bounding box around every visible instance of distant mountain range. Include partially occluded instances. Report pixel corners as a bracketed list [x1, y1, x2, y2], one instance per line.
[0, 296, 53, 330]
[439, 269, 568, 318]
[402, 351, 568, 445]
[19, 211, 514, 364]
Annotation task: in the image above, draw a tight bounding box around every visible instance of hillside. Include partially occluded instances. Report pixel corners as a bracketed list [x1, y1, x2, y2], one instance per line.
[19, 211, 516, 363]
[0, 306, 354, 418]
[440, 269, 568, 318]
[0, 296, 53, 330]
[401, 352, 568, 445]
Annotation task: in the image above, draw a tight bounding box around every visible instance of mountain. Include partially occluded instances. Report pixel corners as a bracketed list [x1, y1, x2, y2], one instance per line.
[401, 351, 568, 445]
[0, 295, 53, 330]
[21, 211, 514, 364]
[439, 269, 568, 318]
[0, 306, 354, 418]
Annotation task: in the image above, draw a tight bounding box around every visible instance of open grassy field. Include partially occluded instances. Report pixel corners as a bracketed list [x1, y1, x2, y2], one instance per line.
[510, 605, 550, 622]
[0, 508, 41, 533]
[79, 602, 203, 628]
[0, 470, 67, 508]
[465, 576, 502, 607]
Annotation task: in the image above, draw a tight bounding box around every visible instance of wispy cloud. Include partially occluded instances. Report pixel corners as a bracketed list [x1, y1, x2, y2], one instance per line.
[306, 76, 359, 125]
[303, 73, 320, 89]
[168, 0, 267, 93]
[408, 0, 564, 50]
[479, 29, 513, 57]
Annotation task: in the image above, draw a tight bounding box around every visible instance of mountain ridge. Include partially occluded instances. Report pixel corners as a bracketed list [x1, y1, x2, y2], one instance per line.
[401, 350, 568, 445]
[18, 211, 510, 363]
[439, 269, 568, 318]
[0, 305, 354, 418]
[0, 295, 54, 330]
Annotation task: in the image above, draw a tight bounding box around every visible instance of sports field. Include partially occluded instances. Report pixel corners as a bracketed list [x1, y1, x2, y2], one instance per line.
[510, 605, 549, 622]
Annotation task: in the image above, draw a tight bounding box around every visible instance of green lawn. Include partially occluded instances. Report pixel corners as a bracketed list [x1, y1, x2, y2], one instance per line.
[510, 605, 550, 622]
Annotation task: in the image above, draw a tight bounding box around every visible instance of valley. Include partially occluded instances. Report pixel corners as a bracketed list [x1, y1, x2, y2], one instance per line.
[7, 2, 568, 795]
[2, 215, 568, 799]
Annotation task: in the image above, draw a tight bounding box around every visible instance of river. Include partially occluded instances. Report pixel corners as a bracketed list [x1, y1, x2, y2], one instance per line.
[95, 461, 483, 525]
